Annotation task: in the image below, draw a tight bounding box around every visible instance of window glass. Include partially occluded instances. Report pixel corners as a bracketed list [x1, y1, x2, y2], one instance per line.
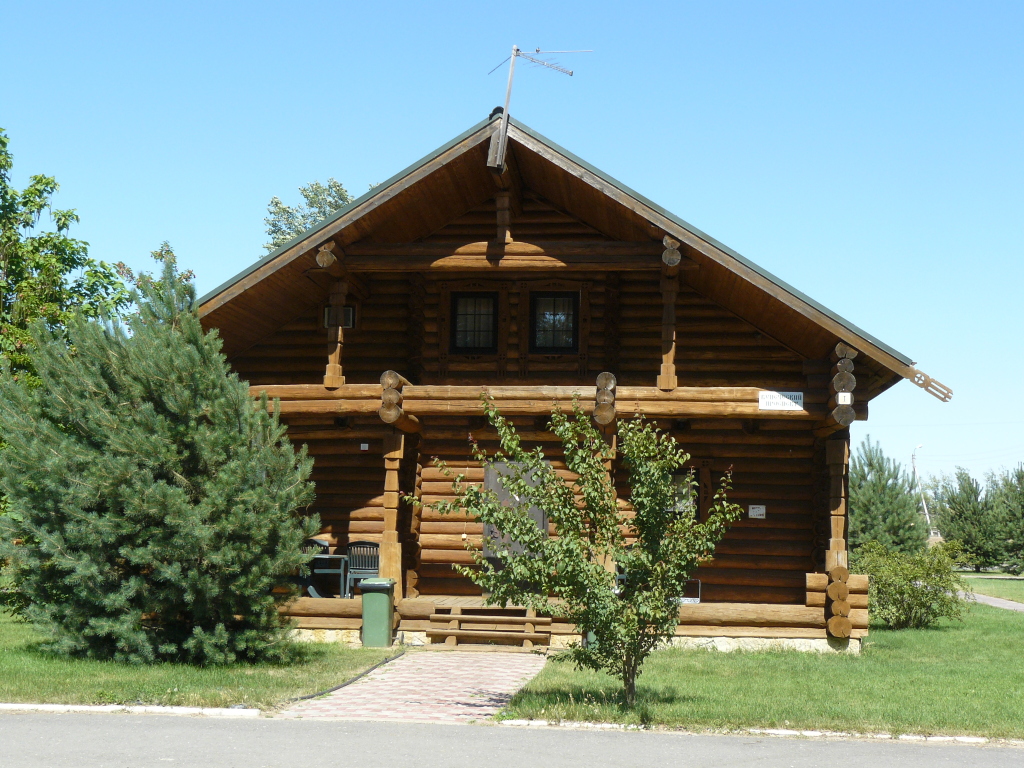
[452, 293, 497, 352]
[532, 292, 577, 352]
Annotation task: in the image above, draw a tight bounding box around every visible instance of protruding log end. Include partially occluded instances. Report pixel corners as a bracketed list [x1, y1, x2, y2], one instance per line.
[380, 388, 403, 407]
[379, 405, 422, 433]
[662, 247, 681, 267]
[831, 371, 856, 393]
[594, 403, 617, 425]
[596, 372, 617, 391]
[826, 581, 850, 602]
[828, 565, 850, 583]
[832, 342, 859, 361]
[380, 370, 412, 390]
[316, 242, 339, 268]
[829, 405, 857, 427]
[830, 599, 852, 618]
[826, 615, 853, 638]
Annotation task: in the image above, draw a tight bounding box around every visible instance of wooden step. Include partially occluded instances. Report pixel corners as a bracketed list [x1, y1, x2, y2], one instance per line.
[426, 628, 549, 643]
[428, 614, 552, 625]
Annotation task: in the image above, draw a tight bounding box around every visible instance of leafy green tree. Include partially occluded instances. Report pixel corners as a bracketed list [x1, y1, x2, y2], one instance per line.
[991, 466, 1024, 574]
[935, 469, 1005, 571]
[0, 128, 129, 382]
[849, 437, 927, 554]
[852, 541, 971, 629]
[0, 255, 318, 664]
[264, 178, 352, 252]
[420, 400, 742, 706]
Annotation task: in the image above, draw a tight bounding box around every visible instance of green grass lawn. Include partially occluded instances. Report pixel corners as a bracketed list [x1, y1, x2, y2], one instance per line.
[0, 611, 393, 710]
[504, 604, 1024, 737]
[963, 575, 1024, 603]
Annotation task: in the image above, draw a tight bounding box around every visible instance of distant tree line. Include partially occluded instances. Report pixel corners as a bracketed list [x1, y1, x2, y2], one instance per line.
[849, 437, 1024, 572]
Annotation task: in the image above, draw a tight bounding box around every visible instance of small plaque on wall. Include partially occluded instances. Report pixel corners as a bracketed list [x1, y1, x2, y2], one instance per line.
[749, 505, 766, 519]
[758, 391, 804, 411]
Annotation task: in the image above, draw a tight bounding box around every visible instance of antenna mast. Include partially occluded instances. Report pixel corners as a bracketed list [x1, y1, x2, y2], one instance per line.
[488, 45, 589, 172]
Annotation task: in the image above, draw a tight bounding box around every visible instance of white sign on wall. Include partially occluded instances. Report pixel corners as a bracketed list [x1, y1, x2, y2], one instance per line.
[748, 505, 766, 519]
[758, 391, 804, 411]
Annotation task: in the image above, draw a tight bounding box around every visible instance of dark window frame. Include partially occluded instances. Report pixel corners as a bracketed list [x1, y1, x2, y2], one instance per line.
[450, 291, 499, 354]
[529, 291, 579, 354]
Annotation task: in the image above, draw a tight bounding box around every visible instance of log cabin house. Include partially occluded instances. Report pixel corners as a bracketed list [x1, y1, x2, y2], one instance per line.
[198, 111, 951, 650]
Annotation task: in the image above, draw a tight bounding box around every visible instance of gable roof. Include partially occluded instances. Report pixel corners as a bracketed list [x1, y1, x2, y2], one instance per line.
[198, 113, 950, 402]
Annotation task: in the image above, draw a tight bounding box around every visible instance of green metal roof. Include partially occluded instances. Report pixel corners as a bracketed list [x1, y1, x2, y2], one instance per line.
[199, 113, 913, 368]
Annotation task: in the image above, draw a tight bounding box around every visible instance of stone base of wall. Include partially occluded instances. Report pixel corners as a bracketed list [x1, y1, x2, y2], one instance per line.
[288, 629, 433, 647]
[548, 634, 859, 654]
[398, 631, 428, 646]
[288, 628, 362, 645]
[667, 636, 860, 654]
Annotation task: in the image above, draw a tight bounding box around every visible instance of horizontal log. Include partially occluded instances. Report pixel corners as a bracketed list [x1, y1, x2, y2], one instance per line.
[291, 617, 362, 630]
[281, 597, 362, 618]
[395, 599, 436, 619]
[277, 399, 382, 415]
[677, 603, 825, 628]
[252, 384, 382, 400]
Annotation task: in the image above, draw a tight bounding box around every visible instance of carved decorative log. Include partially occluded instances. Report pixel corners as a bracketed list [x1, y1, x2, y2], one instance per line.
[323, 279, 348, 389]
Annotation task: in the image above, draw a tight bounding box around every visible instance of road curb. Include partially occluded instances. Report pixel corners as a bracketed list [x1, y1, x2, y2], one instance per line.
[0, 702, 262, 718]
[498, 720, 1024, 746]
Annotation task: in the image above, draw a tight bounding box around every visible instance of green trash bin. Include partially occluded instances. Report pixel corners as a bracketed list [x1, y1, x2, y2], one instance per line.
[359, 578, 395, 647]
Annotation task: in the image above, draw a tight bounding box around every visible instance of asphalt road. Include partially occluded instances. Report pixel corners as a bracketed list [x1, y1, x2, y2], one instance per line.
[2, 714, 1022, 768]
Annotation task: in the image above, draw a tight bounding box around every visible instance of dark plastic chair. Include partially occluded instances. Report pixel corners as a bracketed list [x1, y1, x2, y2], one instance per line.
[300, 538, 345, 598]
[344, 541, 380, 597]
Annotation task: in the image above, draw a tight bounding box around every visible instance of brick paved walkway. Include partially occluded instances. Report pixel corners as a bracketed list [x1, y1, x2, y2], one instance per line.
[279, 650, 547, 723]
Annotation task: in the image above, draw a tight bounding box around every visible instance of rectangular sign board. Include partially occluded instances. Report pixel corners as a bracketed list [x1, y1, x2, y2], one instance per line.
[748, 505, 766, 519]
[758, 391, 804, 411]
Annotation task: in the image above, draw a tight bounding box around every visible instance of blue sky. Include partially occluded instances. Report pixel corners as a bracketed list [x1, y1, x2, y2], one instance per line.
[4, 1, 1022, 482]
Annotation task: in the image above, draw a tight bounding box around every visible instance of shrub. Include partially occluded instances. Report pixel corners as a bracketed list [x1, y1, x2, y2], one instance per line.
[0, 258, 317, 664]
[852, 541, 971, 629]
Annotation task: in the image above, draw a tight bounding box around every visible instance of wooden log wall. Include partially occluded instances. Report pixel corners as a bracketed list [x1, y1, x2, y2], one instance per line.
[408, 414, 817, 604]
[228, 276, 412, 386]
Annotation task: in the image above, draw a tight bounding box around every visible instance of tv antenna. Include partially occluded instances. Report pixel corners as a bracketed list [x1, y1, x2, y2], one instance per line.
[487, 45, 591, 172]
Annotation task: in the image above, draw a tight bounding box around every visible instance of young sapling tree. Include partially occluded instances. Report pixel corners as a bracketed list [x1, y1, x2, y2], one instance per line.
[419, 398, 742, 706]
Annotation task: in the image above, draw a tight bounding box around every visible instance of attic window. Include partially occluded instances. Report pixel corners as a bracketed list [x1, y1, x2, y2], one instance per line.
[323, 305, 356, 329]
[451, 292, 497, 353]
[530, 292, 578, 353]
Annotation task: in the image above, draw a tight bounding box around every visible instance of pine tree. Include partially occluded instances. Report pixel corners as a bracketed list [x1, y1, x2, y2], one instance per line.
[848, 437, 927, 554]
[991, 466, 1024, 574]
[0, 255, 318, 664]
[935, 469, 1005, 571]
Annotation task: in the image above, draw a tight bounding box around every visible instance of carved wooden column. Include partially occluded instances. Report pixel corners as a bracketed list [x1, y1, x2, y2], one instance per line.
[495, 190, 512, 244]
[323, 279, 348, 389]
[381, 431, 405, 600]
[658, 237, 681, 390]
